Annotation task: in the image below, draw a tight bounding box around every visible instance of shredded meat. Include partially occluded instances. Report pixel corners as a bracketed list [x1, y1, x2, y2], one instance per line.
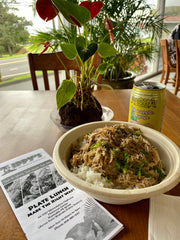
[70, 124, 166, 189]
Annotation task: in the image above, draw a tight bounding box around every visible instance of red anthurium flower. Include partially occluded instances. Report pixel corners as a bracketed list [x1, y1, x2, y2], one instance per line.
[80, 1, 104, 19]
[104, 17, 113, 31]
[39, 41, 51, 54]
[36, 0, 59, 22]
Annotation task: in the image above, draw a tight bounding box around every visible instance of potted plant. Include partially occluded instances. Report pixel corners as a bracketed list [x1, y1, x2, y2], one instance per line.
[34, 0, 117, 127]
[91, 0, 168, 89]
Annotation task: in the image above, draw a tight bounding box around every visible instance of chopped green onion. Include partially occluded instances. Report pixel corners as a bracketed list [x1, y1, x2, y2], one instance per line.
[115, 152, 129, 173]
[116, 162, 121, 171]
[111, 149, 123, 160]
[141, 150, 149, 155]
[90, 141, 108, 151]
[135, 163, 144, 177]
[132, 132, 140, 136]
[144, 160, 149, 167]
[123, 161, 129, 174]
[105, 175, 112, 182]
[124, 153, 130, 161]
[153, 166, 166, 181]
[90, 142, 101, 150]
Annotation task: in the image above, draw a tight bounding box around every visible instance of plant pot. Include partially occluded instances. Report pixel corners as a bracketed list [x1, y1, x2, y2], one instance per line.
[102, 71, 136, 89]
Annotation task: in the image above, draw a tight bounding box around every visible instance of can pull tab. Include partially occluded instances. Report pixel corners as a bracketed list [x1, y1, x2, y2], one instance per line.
[142, 82, 159, 89]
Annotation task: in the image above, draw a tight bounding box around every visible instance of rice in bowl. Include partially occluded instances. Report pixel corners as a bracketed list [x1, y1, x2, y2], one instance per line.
[70, 124, 166, 189]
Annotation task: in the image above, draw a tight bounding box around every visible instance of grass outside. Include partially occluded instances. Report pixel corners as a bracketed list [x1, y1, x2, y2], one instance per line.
[0, 46, 29, 83]
[1, 53, 28, 60]
[0, 74, 30, 85]
[0, 45, 33, 60]
[0, 72, 45, 85]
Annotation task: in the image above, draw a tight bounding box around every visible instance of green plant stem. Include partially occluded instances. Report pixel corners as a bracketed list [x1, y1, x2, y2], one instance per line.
[84, 25, 88, 47]
[51, 48, 70, 79]
[57, 13, 70, 44]
[56, 15, 84, 89]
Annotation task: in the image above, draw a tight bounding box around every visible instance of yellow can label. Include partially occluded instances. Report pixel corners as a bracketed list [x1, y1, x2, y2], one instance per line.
[128, 86, 166, 131]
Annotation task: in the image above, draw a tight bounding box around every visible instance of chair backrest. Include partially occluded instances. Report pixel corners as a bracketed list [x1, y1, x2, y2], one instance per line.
[160, 39, 172, 68]
[28, 52, 102, 90]
[175, 40, 180, 75]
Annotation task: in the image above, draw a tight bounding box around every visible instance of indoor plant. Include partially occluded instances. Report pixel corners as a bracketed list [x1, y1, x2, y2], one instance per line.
[35, 0, 117, 126]
[91, 0, 168, 88]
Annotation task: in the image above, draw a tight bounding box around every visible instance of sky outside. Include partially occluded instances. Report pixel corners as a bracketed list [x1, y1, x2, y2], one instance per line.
[12, 0, 53, 34]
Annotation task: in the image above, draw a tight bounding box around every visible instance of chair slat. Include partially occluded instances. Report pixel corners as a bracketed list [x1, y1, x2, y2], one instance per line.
[28, 52, 103, 90]
[160, 39, 176, 85]
[174, 40, 180, 95]
[31, 71, 38, 90]
[43, 70, 50, 90]
[54, 70, 60, 90]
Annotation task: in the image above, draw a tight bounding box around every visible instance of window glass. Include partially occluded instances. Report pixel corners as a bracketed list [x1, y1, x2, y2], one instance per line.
[163, 0, 180, 39]
[139, 0, 180, 78]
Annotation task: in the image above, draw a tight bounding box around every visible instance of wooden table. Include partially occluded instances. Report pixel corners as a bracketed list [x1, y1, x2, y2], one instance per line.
[0, 90, 180, 240]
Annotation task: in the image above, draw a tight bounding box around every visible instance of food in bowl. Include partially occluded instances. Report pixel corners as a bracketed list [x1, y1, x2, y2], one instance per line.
[70, 124, 166, 189]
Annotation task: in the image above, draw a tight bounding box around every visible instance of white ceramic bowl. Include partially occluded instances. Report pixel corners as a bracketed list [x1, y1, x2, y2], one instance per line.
[53, 121, 180, 204]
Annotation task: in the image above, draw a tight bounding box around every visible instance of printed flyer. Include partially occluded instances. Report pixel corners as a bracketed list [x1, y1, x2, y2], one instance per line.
[0, 149, 123, 240]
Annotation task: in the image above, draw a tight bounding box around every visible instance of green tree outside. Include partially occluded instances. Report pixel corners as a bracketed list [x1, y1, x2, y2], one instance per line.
[0, 0, 32, 57]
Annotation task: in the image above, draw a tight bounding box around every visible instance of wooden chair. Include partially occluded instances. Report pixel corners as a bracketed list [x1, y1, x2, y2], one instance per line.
[160, 39, 176, 85]
[174, 40, 180, 95]
[28, 52, 103, 90]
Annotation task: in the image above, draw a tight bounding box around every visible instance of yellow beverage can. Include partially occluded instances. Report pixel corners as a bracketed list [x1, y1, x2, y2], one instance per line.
[128, 82, 166, 131]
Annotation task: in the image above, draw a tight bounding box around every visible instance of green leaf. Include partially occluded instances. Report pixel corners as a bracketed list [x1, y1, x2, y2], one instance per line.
[87, 43, 98, 57]
[98, 43, 118, 58]
[80, 43, 97, 62]
[56, 80, 77, 109]
[60, 43, 77, 59]
[76, 36, 86, 48]
[76, 36, 86, 56]
[52, 0, 91, 25]
[96, 62, 112, 74]
[76, 37, 97, 62]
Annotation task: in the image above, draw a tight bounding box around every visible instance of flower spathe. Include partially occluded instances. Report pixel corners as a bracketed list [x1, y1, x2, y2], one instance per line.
[80, 1, 104, 20]
[36, 0, 59, 21]
[36, 0, 104, 27]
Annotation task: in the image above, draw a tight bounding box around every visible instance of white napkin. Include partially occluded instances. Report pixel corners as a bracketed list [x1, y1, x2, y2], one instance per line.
[149, 194, 180, 240]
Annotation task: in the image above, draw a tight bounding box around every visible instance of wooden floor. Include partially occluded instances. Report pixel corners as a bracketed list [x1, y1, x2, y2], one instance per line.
[139, 72, 180, 98]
